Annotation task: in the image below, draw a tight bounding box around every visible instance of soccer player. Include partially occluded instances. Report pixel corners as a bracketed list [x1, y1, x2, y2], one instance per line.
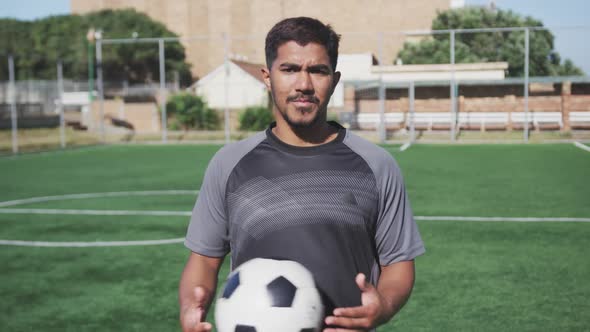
[179, 17, 425, 332]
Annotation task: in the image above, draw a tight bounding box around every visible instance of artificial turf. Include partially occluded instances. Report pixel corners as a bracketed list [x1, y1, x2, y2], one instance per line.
[1, 143, 588, 331]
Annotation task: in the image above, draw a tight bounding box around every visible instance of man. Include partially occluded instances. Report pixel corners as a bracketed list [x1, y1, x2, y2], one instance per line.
[179, 17, 424, 332]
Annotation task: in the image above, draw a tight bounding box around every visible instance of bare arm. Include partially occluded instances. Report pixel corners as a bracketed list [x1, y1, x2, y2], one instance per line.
[324, 260, 416, 332]
[374, 260, 416, 324]
[179, 252, 224, 332]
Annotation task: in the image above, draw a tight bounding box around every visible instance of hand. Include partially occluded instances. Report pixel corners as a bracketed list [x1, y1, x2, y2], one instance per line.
[323, 273, 387, 332]
[180, 287, 213, 332]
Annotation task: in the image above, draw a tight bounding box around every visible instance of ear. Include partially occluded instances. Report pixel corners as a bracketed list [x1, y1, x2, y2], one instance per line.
[329, 71, 341, 95]
[333, 71, 341, 88]
[261, 67, 271, 90]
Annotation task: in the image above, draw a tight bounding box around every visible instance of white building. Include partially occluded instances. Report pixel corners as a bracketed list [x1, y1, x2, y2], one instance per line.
[190, 60, 268, 110]
[332, 53, 508, 107]
[191, 54, 507, 111]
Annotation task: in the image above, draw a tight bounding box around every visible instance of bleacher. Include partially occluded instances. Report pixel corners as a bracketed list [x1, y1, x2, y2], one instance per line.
[354, 111, 583, 131]
[408, 113, 453, 130]
[510, 112, 563, 130]
[356, 112, 405, 129]
[570, 112, 590, 129]
[458, 112, 509, 131]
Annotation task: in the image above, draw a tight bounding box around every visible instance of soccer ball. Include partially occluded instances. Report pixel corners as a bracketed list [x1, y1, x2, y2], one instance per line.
[214, 258, 324, 332]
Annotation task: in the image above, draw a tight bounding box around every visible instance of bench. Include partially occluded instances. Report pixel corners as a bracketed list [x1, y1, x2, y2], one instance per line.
[458, 112, 509, 131]
[570, 112, 590, 129]
[531, 112, 563, 130]
[406, 112, 453, 130]
[0, 115, 60, 129]
[511, 112, 563, 130]
[356, 112, 405, 130]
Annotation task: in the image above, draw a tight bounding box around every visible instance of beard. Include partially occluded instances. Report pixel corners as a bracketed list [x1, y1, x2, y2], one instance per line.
[275, 93, 324, 128]
[279, 107, 322, 128]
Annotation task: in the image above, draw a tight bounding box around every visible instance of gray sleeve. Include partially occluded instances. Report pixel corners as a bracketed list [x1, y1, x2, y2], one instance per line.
[184, 132, 267, 257]
[344, 133, 425, 265]
[184, 152, 230, 257]
[373, 154, 425, 265]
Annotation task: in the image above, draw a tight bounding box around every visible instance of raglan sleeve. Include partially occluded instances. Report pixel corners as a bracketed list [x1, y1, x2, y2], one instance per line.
[374, 154, 425, 266]
[184, 152, 231, 257]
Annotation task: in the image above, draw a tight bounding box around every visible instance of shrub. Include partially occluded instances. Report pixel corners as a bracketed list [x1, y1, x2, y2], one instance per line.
[165, 93, 220, 130]
[238, 106, 274, 131]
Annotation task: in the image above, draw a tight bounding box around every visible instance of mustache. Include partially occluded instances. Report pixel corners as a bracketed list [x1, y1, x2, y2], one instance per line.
[286, 94, 319, 103]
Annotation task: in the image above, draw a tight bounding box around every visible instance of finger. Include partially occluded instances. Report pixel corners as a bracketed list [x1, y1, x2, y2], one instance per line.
[185, 321, 213, 332]
[181, 306, 202, 325]
[332, 306, 369, 318]
[193, 286, 209, 307]
[196, 322, 213, 332]
[325, 315, 370, 330]
[355, 273, 370, 292]
[324, 328, 365, 332]
[354, 273, 375, 293]
[181, 307, 205, 331]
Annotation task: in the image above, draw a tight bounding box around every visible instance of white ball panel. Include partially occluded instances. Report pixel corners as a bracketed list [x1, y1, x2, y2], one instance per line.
[236, 258, 316, 288]
[215, 258, 323, 332]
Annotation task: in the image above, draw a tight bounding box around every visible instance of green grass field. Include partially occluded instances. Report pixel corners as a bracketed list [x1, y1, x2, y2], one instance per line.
[1, 143, 589, 331]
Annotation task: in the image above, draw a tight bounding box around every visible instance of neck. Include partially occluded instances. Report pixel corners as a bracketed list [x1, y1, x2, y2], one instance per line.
[272, 118, 339, 147]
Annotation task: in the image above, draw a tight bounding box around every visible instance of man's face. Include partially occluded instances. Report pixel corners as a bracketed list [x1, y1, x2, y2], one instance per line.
[262, 41, 340, 128]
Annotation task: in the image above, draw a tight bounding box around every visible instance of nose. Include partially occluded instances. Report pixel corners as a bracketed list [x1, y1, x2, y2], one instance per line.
[295, 71, 314, 94]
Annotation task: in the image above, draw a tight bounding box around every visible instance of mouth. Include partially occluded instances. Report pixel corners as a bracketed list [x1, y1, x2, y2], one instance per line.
[288, 96, 318, 109]
[292, 99, 316, 107]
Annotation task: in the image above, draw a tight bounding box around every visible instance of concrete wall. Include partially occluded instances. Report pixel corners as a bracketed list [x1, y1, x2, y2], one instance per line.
[71, 0, 451, 78]
[87, 100, 160, 133]
[350, 83, 590, 130]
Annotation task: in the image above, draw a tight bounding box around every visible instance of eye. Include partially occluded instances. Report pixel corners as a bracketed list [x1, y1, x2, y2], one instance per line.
[281, 67, 297, 73]
[310, 68, 330, 75]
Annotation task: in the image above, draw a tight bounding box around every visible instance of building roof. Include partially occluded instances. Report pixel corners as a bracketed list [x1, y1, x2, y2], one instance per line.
[231, 60, 266, 84]
[373, 62, 509, 74]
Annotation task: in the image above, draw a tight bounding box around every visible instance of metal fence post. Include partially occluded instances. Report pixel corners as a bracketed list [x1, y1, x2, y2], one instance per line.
[223, 33, 231, 144]
[524, 28, 530, 143]
[450, 30, 457, 141]
[159, 38, 167, 143]
[87, 33, 95, 102]
[409, 81, 415, 143]
[96, 38, 105, 142]
[8, 55, 18, 154]
[378, 32, 386, 143]
[57, 59, 65, 148]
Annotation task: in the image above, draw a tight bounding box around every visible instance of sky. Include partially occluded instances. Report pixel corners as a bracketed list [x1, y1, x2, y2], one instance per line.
[0, 0, 588, 74]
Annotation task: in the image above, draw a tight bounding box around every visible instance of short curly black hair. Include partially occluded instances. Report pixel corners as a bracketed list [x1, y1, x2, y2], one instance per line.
[265, 17, 340, 71]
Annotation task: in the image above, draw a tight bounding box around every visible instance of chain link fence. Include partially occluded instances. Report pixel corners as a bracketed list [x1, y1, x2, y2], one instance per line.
[2, 26, 589, 154]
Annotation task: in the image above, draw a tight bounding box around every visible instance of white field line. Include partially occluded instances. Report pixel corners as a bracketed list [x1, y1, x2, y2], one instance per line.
[0, 238, 185, 247]
[1, 212, 589, 248]
[1, 190, 588, 248]
[0, 207, 588, 222]
[415, 216, 590, 222]
[573, 141, 590, 153]
[0, 208, 191, 216]
[400, 142, 411, 151]
[0, 190, 198, 208]
[0, 190, 196, 247]
[0, 144, 111, 160]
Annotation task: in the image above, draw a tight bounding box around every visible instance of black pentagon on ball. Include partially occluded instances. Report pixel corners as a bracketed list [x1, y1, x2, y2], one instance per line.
[266, 276, 297, 307]
[235, 325, 257, 332]
[300, 329, 317, 332]
[222, 271, 240, 299]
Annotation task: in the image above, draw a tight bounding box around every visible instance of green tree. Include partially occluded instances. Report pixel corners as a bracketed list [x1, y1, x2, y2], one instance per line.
[0, 9, 193, 84]
[397, 7, 584, 77]
[166, 93, 220, 130]
[84, 9, 192, 84]
[238, 106, 274, 131]
[0, 19, 34, 80]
